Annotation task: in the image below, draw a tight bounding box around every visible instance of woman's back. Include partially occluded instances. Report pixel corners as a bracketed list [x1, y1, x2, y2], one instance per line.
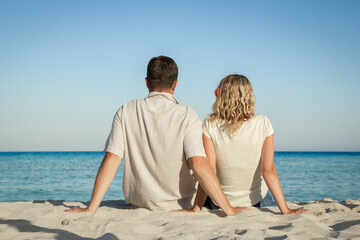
[203, 115, 274, 206]
[196, 74, 310, 214]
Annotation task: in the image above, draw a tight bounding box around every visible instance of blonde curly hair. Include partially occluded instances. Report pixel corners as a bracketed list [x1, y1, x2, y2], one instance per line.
[208, 74, 256, 135]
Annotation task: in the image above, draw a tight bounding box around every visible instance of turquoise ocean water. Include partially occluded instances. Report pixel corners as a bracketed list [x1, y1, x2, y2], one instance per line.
[0, 152, 359, 202]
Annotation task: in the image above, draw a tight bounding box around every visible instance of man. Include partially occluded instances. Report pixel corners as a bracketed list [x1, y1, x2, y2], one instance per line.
[66, 56, 247, 215]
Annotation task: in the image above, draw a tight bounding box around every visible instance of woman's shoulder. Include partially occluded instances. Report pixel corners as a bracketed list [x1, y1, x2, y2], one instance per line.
[249, 115, 273, 128]
[251, 115, 271, 122]
[203, 117, 226, 137]
[203, 116, 225, 127]
[250, 115, 274, 136]
[203, 117, 216, 129]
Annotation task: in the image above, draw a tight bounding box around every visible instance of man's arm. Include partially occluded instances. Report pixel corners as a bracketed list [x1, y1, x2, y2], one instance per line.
[65, 152, 122, 213]
[190, 134, 218, 212]
[189, 156, 250, 216]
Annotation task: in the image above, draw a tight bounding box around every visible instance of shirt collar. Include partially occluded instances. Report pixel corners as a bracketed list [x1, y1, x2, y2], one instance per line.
[145, 92, 179, 104]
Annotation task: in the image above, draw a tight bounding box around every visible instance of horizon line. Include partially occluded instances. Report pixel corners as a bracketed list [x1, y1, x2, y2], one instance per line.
[0, 151, 359, 153]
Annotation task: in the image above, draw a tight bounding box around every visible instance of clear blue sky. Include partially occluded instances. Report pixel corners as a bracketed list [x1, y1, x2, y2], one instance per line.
[0, 0, 359, 151]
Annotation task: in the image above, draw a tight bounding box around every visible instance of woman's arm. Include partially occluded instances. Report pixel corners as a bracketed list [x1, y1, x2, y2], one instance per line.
[261, 134, 310, 214]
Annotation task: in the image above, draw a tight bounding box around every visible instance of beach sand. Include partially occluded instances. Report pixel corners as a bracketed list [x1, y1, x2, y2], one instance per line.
[0, 198, 359, 239]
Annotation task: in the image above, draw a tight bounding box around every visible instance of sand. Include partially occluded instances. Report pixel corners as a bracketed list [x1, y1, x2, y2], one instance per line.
[0, 198, 359, 239]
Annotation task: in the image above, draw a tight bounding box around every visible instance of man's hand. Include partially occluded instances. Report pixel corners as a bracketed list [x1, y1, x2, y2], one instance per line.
[171, 209, 197, 213]
[189, 156, 252, 216]
[228, 206, 251, 215]
[171, 205, 201, 213]
[64, 152, 121, 214]
[172, 206, 250, 215]
[65, 206, 95, 213]
[283, 208, 312, 215]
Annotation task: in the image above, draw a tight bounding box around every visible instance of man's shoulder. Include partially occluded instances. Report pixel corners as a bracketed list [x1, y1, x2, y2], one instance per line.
[113, 99, 143, 116]
[119, 98, 201, 121]
[124, 98, 144, 105]
[120, 98, 146, 110]
[176, 104, 200, 119]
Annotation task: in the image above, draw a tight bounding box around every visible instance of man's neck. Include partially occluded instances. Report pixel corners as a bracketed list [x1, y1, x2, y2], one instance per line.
[150, 89, 174, 95]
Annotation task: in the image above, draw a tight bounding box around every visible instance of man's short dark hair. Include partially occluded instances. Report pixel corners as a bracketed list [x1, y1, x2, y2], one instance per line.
[146, 56, 178, 90]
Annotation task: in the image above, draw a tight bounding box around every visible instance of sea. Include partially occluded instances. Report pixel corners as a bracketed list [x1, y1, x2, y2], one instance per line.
[0, 152, 359, 203]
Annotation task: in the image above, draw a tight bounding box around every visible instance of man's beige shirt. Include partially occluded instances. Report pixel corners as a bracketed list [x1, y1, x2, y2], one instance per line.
[104, 92, 206, 211]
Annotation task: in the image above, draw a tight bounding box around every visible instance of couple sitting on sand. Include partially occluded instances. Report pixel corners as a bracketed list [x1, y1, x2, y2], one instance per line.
[66, 56, 309, 216]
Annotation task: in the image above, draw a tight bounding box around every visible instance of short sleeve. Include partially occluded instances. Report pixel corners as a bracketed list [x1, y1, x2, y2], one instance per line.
[103, 107, 125, 158]
[202, 118, 211, 138]
[183, 109, 206, 160]
[263, 116, 274, 137]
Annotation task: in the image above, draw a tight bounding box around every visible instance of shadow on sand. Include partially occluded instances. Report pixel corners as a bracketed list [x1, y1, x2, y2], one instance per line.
[33, 199, 133, 210]
[257, 207, 281, 215]
[0, 218, 119, 240]
[330, 219, 360, 232]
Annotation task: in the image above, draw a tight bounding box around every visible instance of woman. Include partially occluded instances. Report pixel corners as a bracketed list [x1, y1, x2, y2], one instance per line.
[191, 74, 309, 214]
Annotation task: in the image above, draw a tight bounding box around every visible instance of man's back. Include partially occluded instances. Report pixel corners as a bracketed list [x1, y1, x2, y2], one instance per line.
[104, 92, 205, 210]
